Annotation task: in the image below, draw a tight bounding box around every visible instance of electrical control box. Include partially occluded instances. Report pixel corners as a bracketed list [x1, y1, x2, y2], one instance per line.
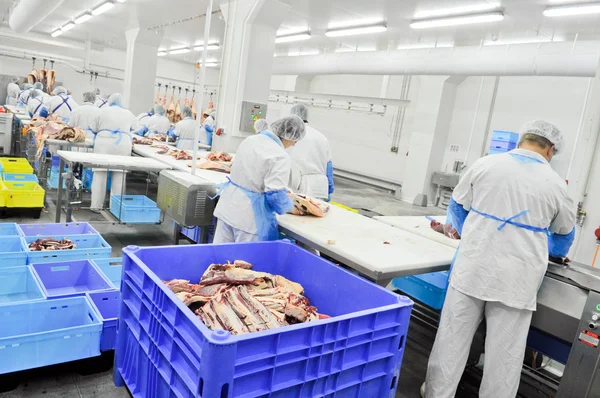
[239, 101, 267, 133]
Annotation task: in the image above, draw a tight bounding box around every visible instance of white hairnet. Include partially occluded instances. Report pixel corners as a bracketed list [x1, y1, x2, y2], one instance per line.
[154, 105, 166, 115]
[11, 77, 19, 84]
[181, 106, 193, 118]
[52, 86, 67, 95]
[24, 84, 34, 90]
[108, 93, 124, 107]
[290, 104, 309, 121]
[83, 92, 96, 103]
[254, 119, 269, 132]
[270, 115, 306, 142]
[521, 120, 564, 152]
[33, 82, 43, 90]
[29, 90, 40, 99]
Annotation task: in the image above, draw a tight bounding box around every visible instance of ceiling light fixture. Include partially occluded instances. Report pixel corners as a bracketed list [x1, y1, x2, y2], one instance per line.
[325, 23, 387, 37]
[204, 62, 218, 67]
[193, 43, 220, 51]
[543, 3, 600, 17]
[157, 51, 167, 56]
[75, 12, 93, 24]
[169, 48, 190, 55]
[396, 42, 454, 50]
[410, 12, 504, 29]
[116, 0, 126, 2]
[275, 32, 311, 43]
[483, 37, 562, 46]
[61, 22, 75, 32]
[51, 29, 63, 38]
[92, 1, 115, 16]
[286, 50, 320, 57]
[414, 3, 500, 19]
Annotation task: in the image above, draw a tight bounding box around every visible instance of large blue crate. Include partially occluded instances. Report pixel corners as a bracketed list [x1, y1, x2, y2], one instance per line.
[492, 130, 519, 144]
[490, 140, 516, 152]
[18, 222, 99, 236]
[92, 258, 123, 289]
[114, 242, 413, 398]
[31, 260, 114, 299]
[180, 224, 216, 244]
[0, 222, 22, 236]
[0, 266, 45, 304]
[0, 236, 28, 268]
[87, 290, 120, 351]
[110, 195, 161, 224]
[23, 234, 111, 264]
[391, 271, 449, 310]
[0, 296, 102, 374]
[3, 173, 39, 183]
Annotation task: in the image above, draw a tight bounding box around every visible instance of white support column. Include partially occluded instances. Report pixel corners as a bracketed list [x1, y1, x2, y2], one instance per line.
[123, 28, 163, 114]
[214, 0, 291, 153]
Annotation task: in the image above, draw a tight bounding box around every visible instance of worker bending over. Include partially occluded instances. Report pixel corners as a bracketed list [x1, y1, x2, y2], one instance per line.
[89, 94, 136, 211]
[47, 86, 78, 121]
[213, 116, 306, 243]
[140, 105, 171, 137]
[69, 92, 102, 145]
[33, 82, 50, 104]
[288, 104, 334, 201]
[173, 106, 200, 150]
[26, 90, 47, 118]
[423, 120, 576, 398]
[17, 83, 33, 106]
[132, 109, 154, 132]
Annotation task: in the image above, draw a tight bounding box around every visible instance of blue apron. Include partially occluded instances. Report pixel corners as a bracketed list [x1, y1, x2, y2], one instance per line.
[91, 128, 131, 146]
[33, 98, 44, 115]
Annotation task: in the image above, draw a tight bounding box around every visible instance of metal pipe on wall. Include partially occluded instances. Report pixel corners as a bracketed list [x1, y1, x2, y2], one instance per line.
[463, 77, 486, 165]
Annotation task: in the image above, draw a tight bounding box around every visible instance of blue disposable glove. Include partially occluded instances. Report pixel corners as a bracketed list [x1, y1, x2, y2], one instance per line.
[135, 126, 148, 136]
[167, 127, 177, 140]
[265, 189, 294, 215]
[447, 197, 469, 235]
[205, 124, 214, 134]
[548, 228, 576, 258]
[326, 161, 335, 195]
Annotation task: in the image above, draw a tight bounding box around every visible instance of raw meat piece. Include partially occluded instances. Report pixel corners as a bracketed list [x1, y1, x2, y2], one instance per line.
[47, 70, 56, 92]
[200, 266, 272, 287]
[206, 151, 232, 162]
[274, 275, 304, 295]
[132, 136, 154, 145]
[28, 237, 76, 251]
[164, 279, 192, 294]
[237, 286, 282, 329]
[205, 295, 249, 335]
[430, 220, 460, 240]
[224, 287, 268, 332]
[188, 160, 231, 173]
[289, 194, 330, 217]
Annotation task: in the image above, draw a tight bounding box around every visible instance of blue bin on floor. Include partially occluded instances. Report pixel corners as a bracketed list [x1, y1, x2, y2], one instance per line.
[110, 195, 161, 224]
[391, 271, 449, 310]
[18, 222, 99, 236]
[86, 290, 119, 351]
[0, 223, 22, 237]
[0, 236, 28, 268]
[114, 242, 413, 398]
[0, 266, 46, 304]
[180, 222, 216, 244]
[30, 260, 114, 299]
[91, 258, 123, 290]
[2, 173, 39, 183]
[0, 296, 102, 374]
[491, 130, 519, 144]
[23, 234, 111, 264]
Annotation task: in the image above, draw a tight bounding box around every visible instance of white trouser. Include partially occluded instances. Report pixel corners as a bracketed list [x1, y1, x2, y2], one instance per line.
[425, 285, 532, 398]
[213, 219, 258, 244]
[90, 170, 126, 210]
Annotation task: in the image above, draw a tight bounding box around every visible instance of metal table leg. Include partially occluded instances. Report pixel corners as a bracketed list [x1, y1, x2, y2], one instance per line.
[55, 157, 65, 223]
[173, 223, 182, 245]
[199, 225, 209, 244]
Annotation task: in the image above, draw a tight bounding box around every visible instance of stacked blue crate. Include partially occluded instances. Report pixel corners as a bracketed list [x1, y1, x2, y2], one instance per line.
[489, 130, 519, 155]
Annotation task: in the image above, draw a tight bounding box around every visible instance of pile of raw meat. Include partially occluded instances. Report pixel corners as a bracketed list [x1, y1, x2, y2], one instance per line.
[27, 116, 86, 159]
[290, 194, 330, 217]
[152, 144, 193, 160]
[188, 160, 231, 173]
[207, 151, 232, 162]
[28, 237, 76, 251]
[164, 260, 328, 335]
[430, 220, 460, 240]
[132, 136, 154, 145]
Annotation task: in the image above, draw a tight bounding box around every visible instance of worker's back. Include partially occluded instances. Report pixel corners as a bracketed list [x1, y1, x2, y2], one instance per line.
[175, 118, 199, 150]
[288, 124, 331, 199]
[69, 103, 102, 141]
[92, 106, 135, 156]
[145, 114, 171, 134]
[451, 148, 575, 310]
[48, 94, 78, 120]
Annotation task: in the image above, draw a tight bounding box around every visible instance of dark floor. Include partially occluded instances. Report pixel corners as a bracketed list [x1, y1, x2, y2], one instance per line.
[0, 176, 443, 398]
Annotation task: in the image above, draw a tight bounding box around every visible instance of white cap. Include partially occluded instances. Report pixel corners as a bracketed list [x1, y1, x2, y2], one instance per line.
[521, 120, 564, 152]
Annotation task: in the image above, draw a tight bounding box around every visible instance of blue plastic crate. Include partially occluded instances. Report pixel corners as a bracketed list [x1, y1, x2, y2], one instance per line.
[3, 173, 39, 183]
[31, 259, 114, 299]
[488, 148, 507, 156]
[492, 130, 519, 144]
[0, 223, 21, 236]
[18, 222, 99, 236]
[490, 140, 517, 152]
[391, 271, 449, 310]
[0, 266, 45, 304]
[114, 242, 413, 398]
[0, 236, 28, 268]
[23, 234, 111, 264]
[180, 225, 216, 244]
[92, 258, 123, 289]
[110, 195, 161, 224]
[86, 290, 120, 351]
[82, 168, 93, 190]
[0, 296, 102, 374]
[47, 166, 66, 189]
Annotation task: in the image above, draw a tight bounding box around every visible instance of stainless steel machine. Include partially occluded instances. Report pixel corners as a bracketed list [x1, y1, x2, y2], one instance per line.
[156, 170, 218, 244]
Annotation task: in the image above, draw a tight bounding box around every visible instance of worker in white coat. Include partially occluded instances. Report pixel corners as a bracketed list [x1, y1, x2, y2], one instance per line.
[17, 84, 33, 107]
[132, 109, 154, 132]
[6, 78, 20, 106]
[173, 106, 200, 150]
[423, 120, 576, 398]
[95, 93, 108, 108]
[47, 86, 79, 121]
[69, 92, 102, 145]
[139, 105, 171, 137]
[202, 109, 216, 146]
[26, 90, 47, 118]
[33, 82, 51, 104]
[89, 93, 136, 211]
[213, 116, 306, 243]
[288, 104, 334, 201]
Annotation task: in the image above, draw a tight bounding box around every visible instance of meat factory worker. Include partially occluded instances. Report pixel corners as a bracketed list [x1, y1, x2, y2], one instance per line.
[69, 92, 102, 145]
[132, 108, 154, 131]
[422, 120, 576, 398]
[17, 83, 34, 106]
[95, 91, 108, 108]
[47, 86, 79, 121]
[212, 115, 306, 243]
[203, 109, 216, 146]
[89, 93, 136, 211]
[5, 78, 20, 106]
[138, 105, 171, 137]
[26, 90, 47, 118]
[172, 106, 200, 150]
[288, 104, 334, 201]
[33, 82, 51, 104]
[254, 118, 269, 133]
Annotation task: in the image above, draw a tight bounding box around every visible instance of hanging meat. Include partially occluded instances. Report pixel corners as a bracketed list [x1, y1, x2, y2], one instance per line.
[289, 194, 330, 217]
[155, 83, 162, 106]
[39, 59, 48, 90]
[191, 90, 197, 119]
[28, 69, 38, 85]
[175, 87, 182, 123]
[184, 89, 190, 107]
[47, 69, 56, 92]
[167, 86, 176, 123]
[162, 85, 169, 108]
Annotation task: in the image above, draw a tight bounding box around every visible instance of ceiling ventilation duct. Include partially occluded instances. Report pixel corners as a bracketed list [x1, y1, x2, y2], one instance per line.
[9, 0, 67, 33]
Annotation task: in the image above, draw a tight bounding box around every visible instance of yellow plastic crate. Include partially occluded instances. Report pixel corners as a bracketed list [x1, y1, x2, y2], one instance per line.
[0, 158, 33, 174]
[331, 201, 359, 213]
[1, 182, 45, 208]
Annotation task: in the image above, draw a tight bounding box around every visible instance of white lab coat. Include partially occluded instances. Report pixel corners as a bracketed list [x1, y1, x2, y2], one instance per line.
[424, 148, 576, 398]
[95, 97, 108, 108]
[214, 133, 291, 237]
[132, 112, 152, 132]
[89, 105, 136, 209]
[17, 89, 32, 107]
[145, 114, 171, 135]
[288, 124, 332, 199]
[174, 117, 200, 150]
[6, 83, 20, 105]
[69, 103, 102, 143]
[35, 89, 51, 105]
[47, 94, 79, 120]
[26, 97, 46, 117]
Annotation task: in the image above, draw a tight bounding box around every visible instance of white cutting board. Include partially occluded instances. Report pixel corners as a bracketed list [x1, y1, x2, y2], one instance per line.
[278, 207, 455, 278]
[374, 216, 460, 249]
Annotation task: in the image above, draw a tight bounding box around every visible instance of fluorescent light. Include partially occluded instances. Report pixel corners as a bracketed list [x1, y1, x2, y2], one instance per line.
[328, 18, 384, 30]
[483, 37, 563, 46]
[286, 50, 319, 57]
[61, 22, 75, 32]
[193, 43, 220, 51]
[157, 51, 167, 56]
[169, 48, 190, 55]
[414, 3, 500, 19]
[410, 12, 504, 29]
[75, 13, 93, 24]
[51, 29, 63, 38]
[204, 62, 218, 67]
[92, 1, 115, 16]
[275, 32, 311, 43]
[334, 46, 377, 53]
[396, 42, 454, 50]
[325, 24, 387, 37]
[544, 3, 600, 17]
[116, 0, 126, 2]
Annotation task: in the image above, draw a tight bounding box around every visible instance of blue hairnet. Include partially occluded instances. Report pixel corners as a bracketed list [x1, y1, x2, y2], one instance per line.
[39, 108, 49, 118]
[181, 106, 193, 118]
[254, 119, 269, 132]
[33, 82, 43, 90]
[290, 104, 309, 121]
[108, 93, 124, 107]
[52, 86, 67, 95]
[154, 105, 166, 116]
[83, 92, 96, 103]
[270, 115, 306, 142]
